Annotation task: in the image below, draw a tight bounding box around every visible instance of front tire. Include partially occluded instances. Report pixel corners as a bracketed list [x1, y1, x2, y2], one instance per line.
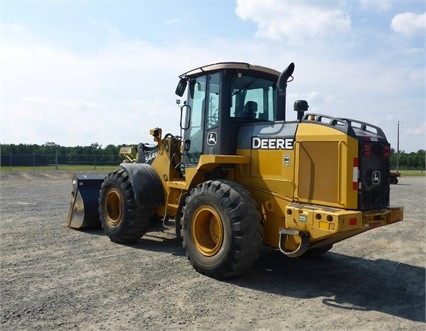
[99, 169, 151, 243]
[181, 180, 262, 279]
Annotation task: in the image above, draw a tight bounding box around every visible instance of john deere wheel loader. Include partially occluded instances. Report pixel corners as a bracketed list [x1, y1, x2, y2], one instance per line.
[66, 62, 403, 279]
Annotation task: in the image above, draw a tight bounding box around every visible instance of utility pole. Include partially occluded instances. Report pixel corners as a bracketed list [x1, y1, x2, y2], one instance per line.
[396, 120, 400, 174]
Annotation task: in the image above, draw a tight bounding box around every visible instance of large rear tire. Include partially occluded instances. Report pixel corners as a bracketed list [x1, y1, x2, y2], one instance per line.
[99, 169, 151, 243]
[181, 180, 262, 279]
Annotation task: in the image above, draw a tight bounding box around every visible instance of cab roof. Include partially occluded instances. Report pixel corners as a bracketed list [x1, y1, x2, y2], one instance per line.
[179, 62, 280, 79]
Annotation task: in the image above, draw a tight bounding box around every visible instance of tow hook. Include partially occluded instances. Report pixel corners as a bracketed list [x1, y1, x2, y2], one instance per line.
[278, 228, 310, 257]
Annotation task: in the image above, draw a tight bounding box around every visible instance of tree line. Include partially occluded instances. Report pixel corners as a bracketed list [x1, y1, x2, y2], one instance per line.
[0, 142, 123, 166]
[0, 142, 425, 170]
[392, 149, 425, 171]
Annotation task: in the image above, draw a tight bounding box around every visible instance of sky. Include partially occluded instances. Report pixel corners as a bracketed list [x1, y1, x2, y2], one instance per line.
[1, 0, 425, 152]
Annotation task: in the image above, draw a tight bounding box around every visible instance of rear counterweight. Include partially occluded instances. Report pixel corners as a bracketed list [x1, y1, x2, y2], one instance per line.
[358, 140, 390, 210]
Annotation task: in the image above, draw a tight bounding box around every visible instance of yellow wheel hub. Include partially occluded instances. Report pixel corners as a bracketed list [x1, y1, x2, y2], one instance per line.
[191, 206, 224, 256]
[105, 188, 122, 226]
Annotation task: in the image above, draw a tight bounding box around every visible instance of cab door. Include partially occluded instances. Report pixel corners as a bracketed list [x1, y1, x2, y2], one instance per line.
[184, 73, 220, 166]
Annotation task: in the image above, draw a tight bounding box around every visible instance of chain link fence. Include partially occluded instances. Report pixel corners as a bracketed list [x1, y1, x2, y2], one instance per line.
[1, 152, 121, 170]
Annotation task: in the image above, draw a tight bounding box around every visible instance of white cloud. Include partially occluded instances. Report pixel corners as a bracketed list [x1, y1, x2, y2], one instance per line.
[90, 19, 121, 40]
[235, 0, 351, 43]
[391, 12, 426, 37]
[402, 47, 423, 56]
[1, 10, 424, 151]
[2, 24, 278, 146]
[358, 0, 392, 11]
[406, 122, 426, 136]
[164, 17, 180, 26]
[1, 26, 184, 145]
[407, 122, 426, 136]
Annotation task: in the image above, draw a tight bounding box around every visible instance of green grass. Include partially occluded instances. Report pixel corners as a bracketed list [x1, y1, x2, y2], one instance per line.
[1, 165, 424, 176]
[391, 169, 425, 176]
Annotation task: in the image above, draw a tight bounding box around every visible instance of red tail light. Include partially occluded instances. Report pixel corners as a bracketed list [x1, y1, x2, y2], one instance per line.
[383, 144, 390, 158]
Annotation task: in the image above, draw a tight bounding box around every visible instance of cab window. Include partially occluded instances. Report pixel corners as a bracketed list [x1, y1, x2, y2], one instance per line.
[230, 75, 276, 121]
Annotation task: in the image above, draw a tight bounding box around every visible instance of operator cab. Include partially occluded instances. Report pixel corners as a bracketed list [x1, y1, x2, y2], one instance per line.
[176, 62, 287, 167]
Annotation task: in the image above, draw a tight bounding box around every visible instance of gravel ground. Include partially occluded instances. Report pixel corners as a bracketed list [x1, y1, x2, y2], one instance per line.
[0, 172, 425, 330]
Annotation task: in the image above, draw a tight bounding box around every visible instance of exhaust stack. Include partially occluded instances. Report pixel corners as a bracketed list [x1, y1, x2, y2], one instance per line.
[277, 62, 295, 121]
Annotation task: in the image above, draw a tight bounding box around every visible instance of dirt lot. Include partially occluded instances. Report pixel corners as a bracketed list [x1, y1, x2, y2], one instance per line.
[0, 172, 425, 330]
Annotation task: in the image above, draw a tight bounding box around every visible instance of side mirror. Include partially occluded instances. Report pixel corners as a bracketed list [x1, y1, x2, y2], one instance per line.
[175, 78, 187, 97]
[180, 102, 191, 130]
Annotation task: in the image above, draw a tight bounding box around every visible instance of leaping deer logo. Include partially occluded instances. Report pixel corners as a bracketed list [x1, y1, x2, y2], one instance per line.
[207, 132, 217, 146]
[372, 171, 381, 185]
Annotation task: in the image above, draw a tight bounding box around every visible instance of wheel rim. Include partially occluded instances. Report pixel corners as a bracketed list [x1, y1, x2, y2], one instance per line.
[104, 188, 122, 226]
[191, 205, 224, 257]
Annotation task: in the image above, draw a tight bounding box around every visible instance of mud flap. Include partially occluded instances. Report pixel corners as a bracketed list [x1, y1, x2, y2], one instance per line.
[66, 173, 106, 229]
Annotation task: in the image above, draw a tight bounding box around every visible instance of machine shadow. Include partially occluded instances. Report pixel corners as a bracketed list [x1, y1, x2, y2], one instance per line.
[124, 222, 184, 256]
[231, 247, 425, 323]
[73, 222, 184, 254]
[75, 223, 425, 323]
[74, 227, 104, 236]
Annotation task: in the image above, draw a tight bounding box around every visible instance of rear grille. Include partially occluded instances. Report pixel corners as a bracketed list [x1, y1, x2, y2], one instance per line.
[358, 141, 390, 210]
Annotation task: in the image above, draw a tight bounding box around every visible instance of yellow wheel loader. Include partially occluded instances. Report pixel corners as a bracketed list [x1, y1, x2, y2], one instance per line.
[66, 62, 403, 279]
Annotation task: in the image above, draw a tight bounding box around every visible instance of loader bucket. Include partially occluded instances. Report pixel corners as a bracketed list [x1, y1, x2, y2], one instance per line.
[66, 173, 106, 229]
